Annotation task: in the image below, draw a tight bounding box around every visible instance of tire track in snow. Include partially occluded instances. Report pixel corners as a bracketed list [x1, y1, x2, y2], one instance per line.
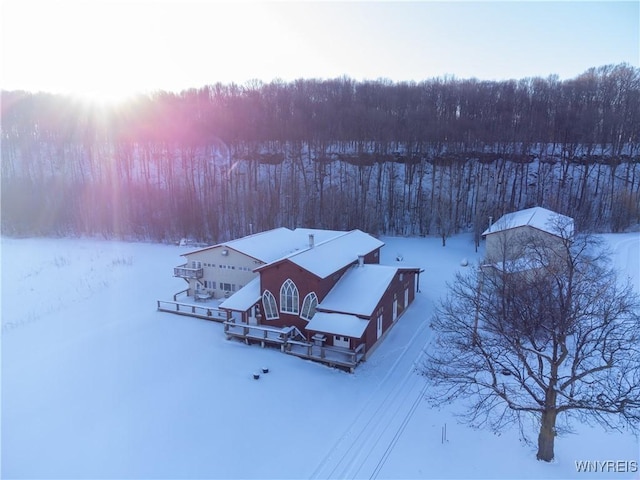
[369, 377, 430, 479]
[309, 315, 431, 479]
[345, 365, 426, 479]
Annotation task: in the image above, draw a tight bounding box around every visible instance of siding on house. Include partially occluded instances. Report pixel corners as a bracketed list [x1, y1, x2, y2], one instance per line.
[258, 259, 326, 333]
[484, 225, 566, 263]
[360, 268, 416, 354]
[182, 246, 262, 298]
[483, 207, 574, 263]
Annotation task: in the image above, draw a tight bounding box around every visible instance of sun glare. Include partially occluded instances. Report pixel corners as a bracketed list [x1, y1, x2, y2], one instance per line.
[72, 87, 139, 108]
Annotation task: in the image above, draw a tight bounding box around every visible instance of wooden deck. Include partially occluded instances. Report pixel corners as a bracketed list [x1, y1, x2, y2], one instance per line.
[157, 300, 230, 322]
[157, 298, 367, 372]
[285, 341, 366, 372]
[224, 322, 296, 348]
[224, 321, 366, 372]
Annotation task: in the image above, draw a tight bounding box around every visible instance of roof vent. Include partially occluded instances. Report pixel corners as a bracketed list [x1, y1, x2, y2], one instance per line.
[309, 233, 315, 248]
[357, 254, 364, 267]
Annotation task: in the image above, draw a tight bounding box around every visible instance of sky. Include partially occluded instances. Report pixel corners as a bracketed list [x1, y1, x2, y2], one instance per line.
[1, 0, 638, 102]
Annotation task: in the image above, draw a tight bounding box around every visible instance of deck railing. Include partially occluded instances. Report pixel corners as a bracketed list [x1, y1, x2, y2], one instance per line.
[173, 288, 190, 301]
[222, 321, 366, 371]
[159, 304, 366, 371]
[173, 264, 203, 279]
[157, 300, 228, 322]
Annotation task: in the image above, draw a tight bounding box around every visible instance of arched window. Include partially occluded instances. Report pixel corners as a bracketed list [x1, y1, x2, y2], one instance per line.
[280, 279, 299, 314]
[300, 292, 318, 321]
[262, 290, 278, 320]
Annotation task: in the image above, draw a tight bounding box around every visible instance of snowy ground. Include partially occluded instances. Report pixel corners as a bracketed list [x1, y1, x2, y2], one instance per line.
[2, 232, 639, 479]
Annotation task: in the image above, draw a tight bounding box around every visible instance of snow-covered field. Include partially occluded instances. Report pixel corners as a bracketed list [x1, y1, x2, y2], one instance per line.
[2, 232, 639, 479]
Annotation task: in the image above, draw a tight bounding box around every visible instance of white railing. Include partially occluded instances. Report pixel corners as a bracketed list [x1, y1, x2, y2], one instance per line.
[157, 300, 228, 321]
[173, 264, 203, 279]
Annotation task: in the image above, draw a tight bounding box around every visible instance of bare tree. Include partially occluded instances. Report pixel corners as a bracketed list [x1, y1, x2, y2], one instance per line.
[420, 229, 640, 462]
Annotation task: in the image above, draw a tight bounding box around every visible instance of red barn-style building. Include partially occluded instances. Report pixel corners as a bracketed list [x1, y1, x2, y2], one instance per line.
[214, 228, 420, 371]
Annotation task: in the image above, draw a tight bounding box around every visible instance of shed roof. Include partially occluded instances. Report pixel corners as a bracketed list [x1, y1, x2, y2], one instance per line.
[482, 207, 574, 238]
[306, 312, 369, 338]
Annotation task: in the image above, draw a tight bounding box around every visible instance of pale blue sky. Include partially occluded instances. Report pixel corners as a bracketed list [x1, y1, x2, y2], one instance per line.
[2, 0, 638, 100]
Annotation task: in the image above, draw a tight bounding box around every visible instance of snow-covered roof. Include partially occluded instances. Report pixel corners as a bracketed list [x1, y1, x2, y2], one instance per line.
[482, 207, 574, 238]
[317, 264, 398, 317]
[306, 312, 369, 338]
[218, 277, 260, 312]
[183, 227, 346, 264]
[293, 228, 346, 244]
[278, 230, 385, 279]
[221, 227, 298, 262]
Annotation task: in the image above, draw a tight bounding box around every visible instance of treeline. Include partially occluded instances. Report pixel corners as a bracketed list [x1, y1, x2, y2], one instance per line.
[1, 63, 639, 242]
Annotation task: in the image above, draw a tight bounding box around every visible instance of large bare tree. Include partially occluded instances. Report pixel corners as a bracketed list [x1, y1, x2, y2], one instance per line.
[420, 229, 640, 461]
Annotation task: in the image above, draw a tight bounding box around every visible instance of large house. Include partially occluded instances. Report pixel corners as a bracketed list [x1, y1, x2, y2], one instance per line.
[172, 228, 420, 370]
[173, 227, 344, 300]
[482, 206, 574, 264]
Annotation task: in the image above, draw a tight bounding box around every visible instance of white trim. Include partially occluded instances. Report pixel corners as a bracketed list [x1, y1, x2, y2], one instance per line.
[262, 290, 279, 320]
[334, 335, 350, 349]
[280, 278, 299, 314]
[300, 292, 318, 321]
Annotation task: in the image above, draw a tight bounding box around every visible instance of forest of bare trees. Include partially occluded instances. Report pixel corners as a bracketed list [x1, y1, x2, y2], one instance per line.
[2, 63, 639, 242]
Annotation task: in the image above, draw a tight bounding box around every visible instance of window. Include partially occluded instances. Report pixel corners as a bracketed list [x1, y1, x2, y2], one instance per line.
[262, 290, 278, 320]
[221, 282, 232, 292]
[280, 279, 299, 314]
[300, 292, 318, 321]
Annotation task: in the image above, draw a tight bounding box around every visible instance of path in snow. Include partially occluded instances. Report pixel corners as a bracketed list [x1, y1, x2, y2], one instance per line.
[309, 235, 479, 479]
[309, 308, 430, 479]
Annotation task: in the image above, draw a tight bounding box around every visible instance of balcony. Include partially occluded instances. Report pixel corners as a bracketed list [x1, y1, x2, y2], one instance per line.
[174, 264, 203, 279]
